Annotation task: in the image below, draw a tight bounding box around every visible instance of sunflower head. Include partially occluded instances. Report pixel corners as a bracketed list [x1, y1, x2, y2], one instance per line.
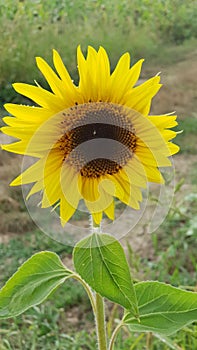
[1, 46, 179, 226]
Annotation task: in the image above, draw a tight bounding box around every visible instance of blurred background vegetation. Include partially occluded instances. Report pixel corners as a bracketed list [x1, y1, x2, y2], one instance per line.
[0, 0, 197, 106]
[0, 0, 197, 349]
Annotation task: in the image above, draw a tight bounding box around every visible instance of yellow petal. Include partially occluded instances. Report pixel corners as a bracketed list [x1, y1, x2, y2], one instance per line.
[148, 115, 178, 129]
[1, 141, 40, 156]
[104, 199, 114, 220]
[53, 49, 84, 105]
[36, 56, 66, 98]
[53, 49, 78, 94]
[42, 175, 61, 207]
[126, 59, 144, 89]
[131, 85, 162, 115]
[61, 165, 81, 209]
[77, 45, 90, 101]
[4, 104, 52, 122]
[114, 173, 142, 203]
[1, 125, 36, 139]
[60, 196, 77, 226]
[101, 172, 140, 209]
[85, 46, 99, 101]
[26, 179, 43, 199]
[83, 177, 112, 213]
[167, 142, 180, 155]
[162, 130, 178, 141]
[81, 177, 100, 202]
[97, 46, 110, 100]
[123, 155, 147, 185]
[124, 76, 162, 115]
[13, 83, 65, 111]
[111, 58, 145, 104]
[110, 52, 130, 102]
[92, 211, 103, 225]
[2, 116, 34, 127]
[144, 165, 164, 183]
[101, 176, 125, 199]
[135, 144, 171, 167]
[10, 158, 45, 186]
[42, 172, 63, 207]
[133, 75, 161, 94]
[122, 163, 147, 188]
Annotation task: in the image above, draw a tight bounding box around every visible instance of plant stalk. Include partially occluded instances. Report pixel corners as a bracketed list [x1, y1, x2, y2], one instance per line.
[72, 274, 96, 314]
[90, 215, 107, 349]
[108, 322, 123, 350]
[95, 292, 108, 350]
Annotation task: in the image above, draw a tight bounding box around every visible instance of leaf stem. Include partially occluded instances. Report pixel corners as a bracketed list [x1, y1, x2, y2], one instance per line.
[108, 321, 124, 350]
[95, 292, 108, 350]
[72, 274, 96, 314]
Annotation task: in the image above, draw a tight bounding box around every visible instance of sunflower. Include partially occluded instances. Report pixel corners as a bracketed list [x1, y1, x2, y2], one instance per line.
[1, 46, 179, 226]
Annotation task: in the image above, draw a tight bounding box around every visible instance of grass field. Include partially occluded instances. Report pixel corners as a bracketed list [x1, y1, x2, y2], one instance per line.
[0, 1, 197, 349]
[0, 0, 197, 107]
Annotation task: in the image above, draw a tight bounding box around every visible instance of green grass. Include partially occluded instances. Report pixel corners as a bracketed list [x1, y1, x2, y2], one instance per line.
[176, 117, 197, 154]
[0, 230, 72, 285]
[190, 163, 197, 185]
[145, 192, 197, 287]
[0, 0, 197, 106]
[0, 311, 96, 350]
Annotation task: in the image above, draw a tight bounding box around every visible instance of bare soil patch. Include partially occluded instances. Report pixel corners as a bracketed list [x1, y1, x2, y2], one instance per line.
[147, 50, 197, 118]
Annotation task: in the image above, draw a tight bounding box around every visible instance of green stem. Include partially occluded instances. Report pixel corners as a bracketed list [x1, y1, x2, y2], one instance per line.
[95, 292, 108, 350]
[108, 322, 124, 350]
[72, 274, 96, 314]
[90, 215, 107, 349]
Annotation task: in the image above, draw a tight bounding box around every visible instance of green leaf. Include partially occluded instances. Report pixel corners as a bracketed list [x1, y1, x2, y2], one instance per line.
[0, 251, 73, 318]
[124, 281, 197, 335]
[73, 233, 138, 316]
[154, 333, 183, 350]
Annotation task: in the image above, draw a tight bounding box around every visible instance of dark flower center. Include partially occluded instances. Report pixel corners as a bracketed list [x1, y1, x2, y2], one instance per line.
[58, 102, 137, 178]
